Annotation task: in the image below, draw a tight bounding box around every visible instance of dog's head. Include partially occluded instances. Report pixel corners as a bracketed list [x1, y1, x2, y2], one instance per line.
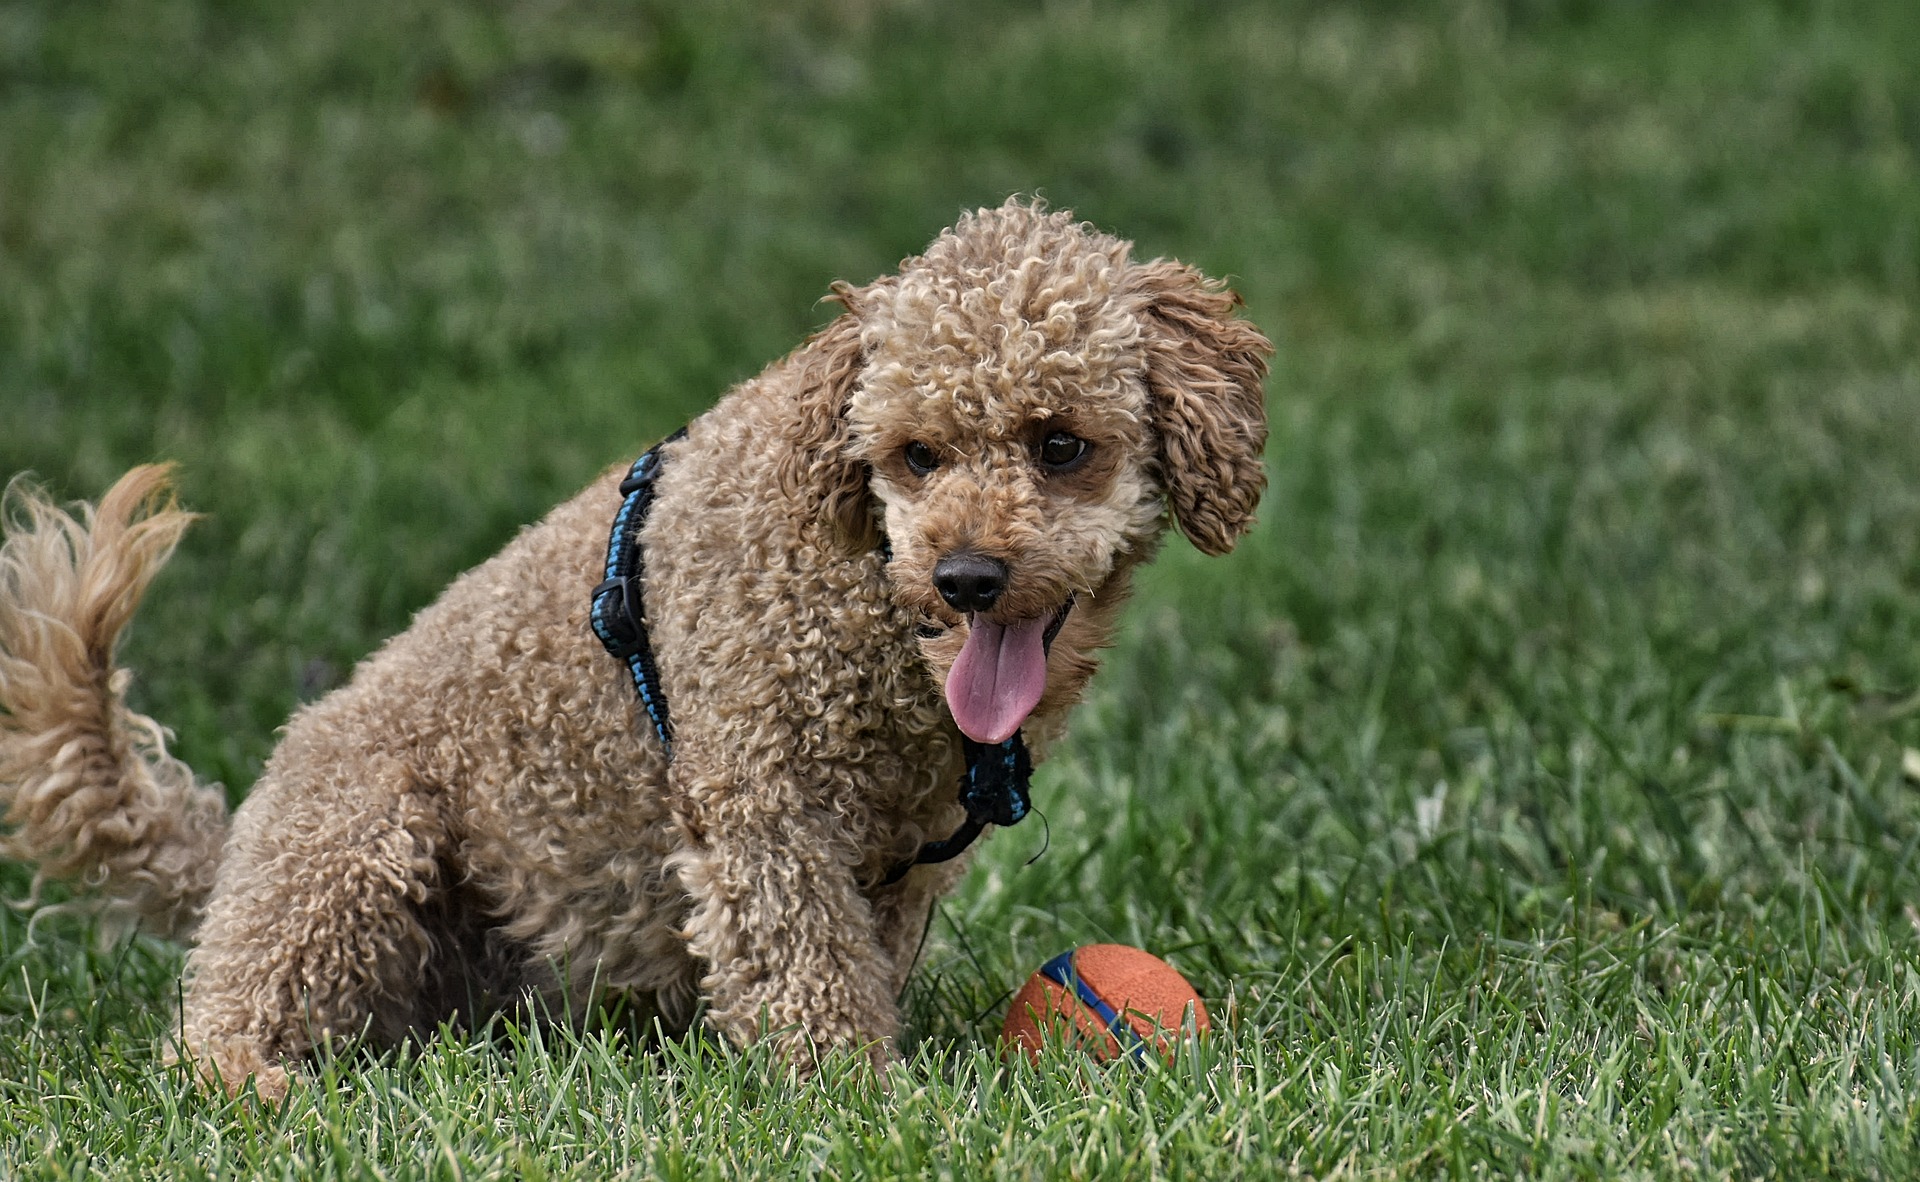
[782, 199, 1271, 742]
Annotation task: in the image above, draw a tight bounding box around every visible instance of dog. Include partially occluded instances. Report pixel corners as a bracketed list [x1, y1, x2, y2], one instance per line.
[0, 199, 1269, 1098]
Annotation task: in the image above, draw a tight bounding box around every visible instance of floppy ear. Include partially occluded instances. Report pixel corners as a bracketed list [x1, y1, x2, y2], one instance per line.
[773, 281, 881, 553]
[1129, 260, 1274, 556]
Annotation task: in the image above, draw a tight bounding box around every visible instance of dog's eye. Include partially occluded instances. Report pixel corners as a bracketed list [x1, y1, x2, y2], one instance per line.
[903, 441, 940, 476]
[1037, 431, 1090, 470]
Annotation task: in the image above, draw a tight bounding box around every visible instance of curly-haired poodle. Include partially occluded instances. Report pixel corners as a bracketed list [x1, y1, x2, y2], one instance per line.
[0, 199, 1269, 1097]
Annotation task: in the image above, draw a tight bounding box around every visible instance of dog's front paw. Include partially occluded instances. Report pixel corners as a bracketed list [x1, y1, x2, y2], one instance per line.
[176, 1034, 294, 1102]
[761, 1023, 897, 1079]
[705, 982, 900, 1079]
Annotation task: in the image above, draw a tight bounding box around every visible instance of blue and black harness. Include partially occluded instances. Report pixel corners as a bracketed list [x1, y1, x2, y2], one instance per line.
[589, 433, 1035, 887]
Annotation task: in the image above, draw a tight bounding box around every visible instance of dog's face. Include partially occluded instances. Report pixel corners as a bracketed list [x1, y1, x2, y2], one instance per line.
[793, 201, 1272, 744]
[846, 226, 1166, 744]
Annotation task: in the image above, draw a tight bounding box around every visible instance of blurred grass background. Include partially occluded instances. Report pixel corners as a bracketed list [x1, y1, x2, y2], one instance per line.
[3, 0, 1920, 1176]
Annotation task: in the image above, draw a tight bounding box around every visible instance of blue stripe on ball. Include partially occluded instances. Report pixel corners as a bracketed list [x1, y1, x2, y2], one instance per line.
[1038, 949, 1151, 1064]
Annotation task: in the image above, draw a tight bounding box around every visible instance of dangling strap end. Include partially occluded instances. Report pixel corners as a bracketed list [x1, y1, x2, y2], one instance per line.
[878, 815, 988, 886]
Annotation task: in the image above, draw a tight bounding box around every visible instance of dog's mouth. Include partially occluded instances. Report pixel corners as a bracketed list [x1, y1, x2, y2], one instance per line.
[943, 596, 1075, 744]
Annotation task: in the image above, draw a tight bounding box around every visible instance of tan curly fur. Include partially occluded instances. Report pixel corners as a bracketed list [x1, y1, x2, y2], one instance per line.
[0, 199, 1270, 1099]
[0, 465, 225, 941]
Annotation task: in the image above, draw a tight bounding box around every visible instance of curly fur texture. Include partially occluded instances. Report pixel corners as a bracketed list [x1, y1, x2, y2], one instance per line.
[0, 199, 1270, 1098]
[0, 466, 225, 941]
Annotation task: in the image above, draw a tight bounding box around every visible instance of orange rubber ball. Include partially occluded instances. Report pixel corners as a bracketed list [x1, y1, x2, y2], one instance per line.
[1000, 944, 1210, 1063]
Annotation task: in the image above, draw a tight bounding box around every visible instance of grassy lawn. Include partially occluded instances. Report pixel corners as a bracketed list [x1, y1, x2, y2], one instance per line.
[4, 0, 1920, 1175]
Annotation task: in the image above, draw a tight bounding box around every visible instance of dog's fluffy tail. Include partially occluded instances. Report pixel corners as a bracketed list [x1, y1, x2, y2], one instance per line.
[0, 465, 227, 940]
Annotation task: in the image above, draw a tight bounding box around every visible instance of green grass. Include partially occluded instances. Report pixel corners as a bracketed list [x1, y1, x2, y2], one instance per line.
[4, 0, 1920, 1175]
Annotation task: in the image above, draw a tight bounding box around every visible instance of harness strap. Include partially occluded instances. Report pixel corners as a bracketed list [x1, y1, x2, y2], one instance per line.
[877, 733, 1031, 885]
[589, 428, 687, 755]
[589, 430, 1037, 887]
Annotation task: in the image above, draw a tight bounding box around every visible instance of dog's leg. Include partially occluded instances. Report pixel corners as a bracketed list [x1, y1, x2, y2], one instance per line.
[174, 755, 445, 1100]
[668, 753, 902, 1073]
[868, 860, 966, 1002]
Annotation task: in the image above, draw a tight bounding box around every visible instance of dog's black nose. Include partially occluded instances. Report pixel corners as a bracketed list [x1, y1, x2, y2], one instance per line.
[933, 554, 1008, 613]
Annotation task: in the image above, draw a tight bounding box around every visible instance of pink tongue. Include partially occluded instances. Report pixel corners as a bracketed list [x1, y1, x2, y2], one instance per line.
[944, 614, 1051, 744]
